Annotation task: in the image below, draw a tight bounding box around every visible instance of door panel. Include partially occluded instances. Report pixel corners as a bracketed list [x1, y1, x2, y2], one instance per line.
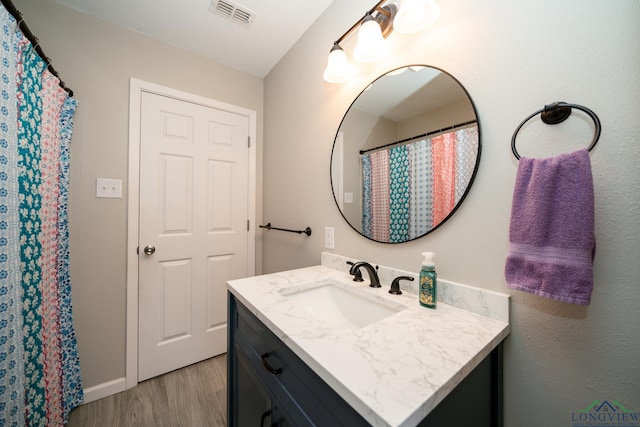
[207, 255, 232, 329]
[138, 92, 249, 381]
[159, 259, 191, 342]
[208, 160, 234, 230]
[162, 155, 192, 233]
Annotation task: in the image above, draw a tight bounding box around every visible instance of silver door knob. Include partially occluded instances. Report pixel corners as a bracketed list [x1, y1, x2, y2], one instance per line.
[143, 245, 156, 255]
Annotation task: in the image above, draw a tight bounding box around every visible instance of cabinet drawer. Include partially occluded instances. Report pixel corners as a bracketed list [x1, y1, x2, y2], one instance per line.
[233, 339, 309, 427]
[231, 295, 368, 427]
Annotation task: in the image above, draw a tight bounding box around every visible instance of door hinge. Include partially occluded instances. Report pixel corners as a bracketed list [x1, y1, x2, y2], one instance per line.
[247, 219, 250, 231]
[248, 136, 250, 148]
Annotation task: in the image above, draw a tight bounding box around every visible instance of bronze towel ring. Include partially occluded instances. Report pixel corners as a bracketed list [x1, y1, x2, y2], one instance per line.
[511, 102, 601, 160]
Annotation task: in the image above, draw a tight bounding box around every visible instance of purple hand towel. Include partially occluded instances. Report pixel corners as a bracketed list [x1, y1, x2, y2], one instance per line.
[505, 149, 595, 305]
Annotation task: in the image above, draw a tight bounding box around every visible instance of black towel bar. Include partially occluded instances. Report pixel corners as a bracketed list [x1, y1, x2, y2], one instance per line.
[259, 222, 312, 236]
[511, 102, 601, 160]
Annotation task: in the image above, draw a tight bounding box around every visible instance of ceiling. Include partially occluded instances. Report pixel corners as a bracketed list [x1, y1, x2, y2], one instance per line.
[51, 0, 335, 77]
[354, 67, 468, 122]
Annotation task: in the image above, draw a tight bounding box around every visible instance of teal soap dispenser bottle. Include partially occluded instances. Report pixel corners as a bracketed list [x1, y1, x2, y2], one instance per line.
[419, 252, 437, 309]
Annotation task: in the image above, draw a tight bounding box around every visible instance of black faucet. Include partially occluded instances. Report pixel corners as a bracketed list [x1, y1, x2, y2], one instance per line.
[389, 276, 414, 295]
[348, 261, 381, 288]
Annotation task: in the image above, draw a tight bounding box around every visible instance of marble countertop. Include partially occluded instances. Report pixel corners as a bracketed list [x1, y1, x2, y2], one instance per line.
[227, 256, 510, 427]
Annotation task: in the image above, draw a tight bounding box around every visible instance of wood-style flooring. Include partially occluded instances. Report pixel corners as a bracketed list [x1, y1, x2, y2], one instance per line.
[67, 354, 227, 427]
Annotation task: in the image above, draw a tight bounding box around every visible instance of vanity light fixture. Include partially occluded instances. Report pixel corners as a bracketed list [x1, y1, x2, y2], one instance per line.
[393, 0, 440, 34]
[353, 11, 392, 63]
[323, 0, 440, 83]
[323, 43, 353, 83]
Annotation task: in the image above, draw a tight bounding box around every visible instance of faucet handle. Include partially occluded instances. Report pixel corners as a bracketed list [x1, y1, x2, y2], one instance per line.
[369, 264, 381, 288]
[389, 276, 414, 295]
[346, 261, 364, 282]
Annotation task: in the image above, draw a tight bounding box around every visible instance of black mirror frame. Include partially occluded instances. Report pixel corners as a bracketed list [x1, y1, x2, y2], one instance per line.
[330, 64, 482, 244]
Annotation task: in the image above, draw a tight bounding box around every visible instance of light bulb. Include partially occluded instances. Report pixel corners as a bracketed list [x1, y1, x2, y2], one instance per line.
[394, 0, 440, 34]
[353, 13, 389, 63]
[323, 43, 352, 83]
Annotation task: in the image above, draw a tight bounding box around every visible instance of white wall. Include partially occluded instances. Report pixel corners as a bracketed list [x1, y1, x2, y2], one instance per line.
[398, 97, 475, 139]
[16, 0, 264, 389]
[340, 108, 395, 226]
[264, 1, 640, 425]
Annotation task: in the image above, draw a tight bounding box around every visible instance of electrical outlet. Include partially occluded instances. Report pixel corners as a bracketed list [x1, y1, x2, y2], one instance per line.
[324, 227, 335, 250]
[96, 178, 122, 198]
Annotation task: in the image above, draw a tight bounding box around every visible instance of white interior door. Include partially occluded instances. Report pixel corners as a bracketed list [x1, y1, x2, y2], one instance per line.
[138, 91, 249, 381]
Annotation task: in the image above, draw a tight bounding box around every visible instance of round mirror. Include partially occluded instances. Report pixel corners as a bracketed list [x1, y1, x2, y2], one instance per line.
[330, 65, 481, 243]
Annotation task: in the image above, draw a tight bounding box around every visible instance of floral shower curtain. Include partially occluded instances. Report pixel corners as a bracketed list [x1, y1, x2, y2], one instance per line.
[361, 126, 478, 242]
[0, 7, 82, 427]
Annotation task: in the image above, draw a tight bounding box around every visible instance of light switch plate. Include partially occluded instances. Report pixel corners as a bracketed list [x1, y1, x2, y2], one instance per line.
[96, 178, 122, 198]
[344, 192, 353, 204]
[324, 227, 335, 250]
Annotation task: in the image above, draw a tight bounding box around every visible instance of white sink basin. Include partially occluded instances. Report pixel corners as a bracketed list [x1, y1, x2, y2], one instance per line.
[279, 279, 405, 329]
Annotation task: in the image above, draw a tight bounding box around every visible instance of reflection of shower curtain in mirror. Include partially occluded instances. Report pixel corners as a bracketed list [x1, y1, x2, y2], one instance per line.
[361, 126, 478, 241]
[369, 150, 390, 242]
[0, 8, 83, 426]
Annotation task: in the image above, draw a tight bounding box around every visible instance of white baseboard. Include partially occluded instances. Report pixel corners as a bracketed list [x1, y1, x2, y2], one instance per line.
[81, 377, 127, 404]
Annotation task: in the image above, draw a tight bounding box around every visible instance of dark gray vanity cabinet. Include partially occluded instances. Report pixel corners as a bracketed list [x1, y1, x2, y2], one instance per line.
[228, 292, 503, 427]
[228, 293, 369, 427]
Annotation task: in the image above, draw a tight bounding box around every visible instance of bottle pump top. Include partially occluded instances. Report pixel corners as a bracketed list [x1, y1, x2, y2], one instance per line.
[422, 252, 435, 268]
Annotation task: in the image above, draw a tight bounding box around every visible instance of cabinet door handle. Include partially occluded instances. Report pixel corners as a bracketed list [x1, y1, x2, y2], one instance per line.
[260, 352, 282, 375]
[261, 409, 271, 427]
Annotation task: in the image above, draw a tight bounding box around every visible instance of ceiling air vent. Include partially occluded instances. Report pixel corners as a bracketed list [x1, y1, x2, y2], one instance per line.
[210, 0, 256, 28]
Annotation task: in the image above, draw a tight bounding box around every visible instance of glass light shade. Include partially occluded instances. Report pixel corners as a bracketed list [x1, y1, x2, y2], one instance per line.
[394, 0, 440, 34]
[323, 44, 352, 83]
[353, 14, 389, 63]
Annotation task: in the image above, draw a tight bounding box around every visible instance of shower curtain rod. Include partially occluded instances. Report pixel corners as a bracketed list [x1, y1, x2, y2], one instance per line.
[359, 119, 477, 155]
[1, 0, 74, 97]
